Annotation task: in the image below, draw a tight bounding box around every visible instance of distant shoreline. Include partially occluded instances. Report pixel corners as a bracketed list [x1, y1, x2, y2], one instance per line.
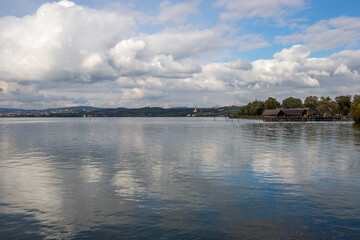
[0, 106, 240, 118]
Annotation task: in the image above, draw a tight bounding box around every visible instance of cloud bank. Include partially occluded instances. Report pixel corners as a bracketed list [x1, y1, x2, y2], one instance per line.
[0, 0, 359, 108]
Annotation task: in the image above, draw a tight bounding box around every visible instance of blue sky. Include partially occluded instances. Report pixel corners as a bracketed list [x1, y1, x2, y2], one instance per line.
[0, 0, 359, 108]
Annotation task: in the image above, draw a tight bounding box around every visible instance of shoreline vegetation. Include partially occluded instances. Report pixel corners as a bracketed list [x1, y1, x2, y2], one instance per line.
[1, 95, 359, 123]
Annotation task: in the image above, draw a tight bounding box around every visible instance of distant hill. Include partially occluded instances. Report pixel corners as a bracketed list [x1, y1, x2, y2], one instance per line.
[92, 106, 240, 117]
[92, 107, 194, 117]
[0, 105, 240, 117]
[0, 106, 101, 113]
[45, 106, 102, 111]
[0, 108, 29, 113]
[170, 107, 191, 109]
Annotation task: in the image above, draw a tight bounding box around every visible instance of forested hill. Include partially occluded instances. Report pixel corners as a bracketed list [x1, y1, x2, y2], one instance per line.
[0, 106, 100, 113]
[0, 106, 240, 117]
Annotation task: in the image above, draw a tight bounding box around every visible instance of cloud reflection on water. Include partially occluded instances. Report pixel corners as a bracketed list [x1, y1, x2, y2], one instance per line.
[0, 118, 359, 238]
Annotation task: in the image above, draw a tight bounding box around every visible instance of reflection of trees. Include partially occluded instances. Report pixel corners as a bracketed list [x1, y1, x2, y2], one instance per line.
[241, 122, 359, 184]
[352, 124, 360, 148]
[241, 122, 305, 146]
[303, 123, 322, 152]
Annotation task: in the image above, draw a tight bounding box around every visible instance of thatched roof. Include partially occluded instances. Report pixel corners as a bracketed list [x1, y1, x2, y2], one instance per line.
[324, 108, 334, 117]
[283, 108, 310, 116]
[310, 108, 321, 116]
[262, 109, 284, 116]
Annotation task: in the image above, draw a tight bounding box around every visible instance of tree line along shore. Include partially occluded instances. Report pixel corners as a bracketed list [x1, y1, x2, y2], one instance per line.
[230, 95, 360, 124]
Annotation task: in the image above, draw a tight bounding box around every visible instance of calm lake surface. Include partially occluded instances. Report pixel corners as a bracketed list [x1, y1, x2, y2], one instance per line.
[0, 117, 359, 239]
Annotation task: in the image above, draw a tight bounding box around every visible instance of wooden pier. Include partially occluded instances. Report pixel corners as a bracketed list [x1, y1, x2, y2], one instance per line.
[263, 117, 345, 122]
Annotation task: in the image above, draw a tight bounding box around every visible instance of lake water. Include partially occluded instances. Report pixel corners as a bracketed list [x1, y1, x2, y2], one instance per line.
[0, 117, 359, 239]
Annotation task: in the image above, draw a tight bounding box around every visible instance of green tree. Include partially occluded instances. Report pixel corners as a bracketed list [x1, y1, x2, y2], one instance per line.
[318, 96, 338, 113]
[319, 96, 331, 104]
[353, 95, 360, 105]
[351, 95, 360, 124]
[282, 97, 303, 109]
[264, 97, 281, 109]
[237, 100, 265, 116]
[250, 100, 265, 115]
[335, 95, 351, 115]
[304, 96, 318, 110]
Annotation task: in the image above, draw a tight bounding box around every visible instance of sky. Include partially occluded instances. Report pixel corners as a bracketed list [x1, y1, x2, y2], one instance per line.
[0, 0, 360, 109]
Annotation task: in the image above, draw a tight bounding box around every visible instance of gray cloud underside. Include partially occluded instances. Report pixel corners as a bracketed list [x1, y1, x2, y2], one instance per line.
[0, 0, 359, 109]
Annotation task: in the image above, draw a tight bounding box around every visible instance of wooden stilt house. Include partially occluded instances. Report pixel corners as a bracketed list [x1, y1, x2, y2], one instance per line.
[262, 109, 286, 120]
[283, 108, 311, 118]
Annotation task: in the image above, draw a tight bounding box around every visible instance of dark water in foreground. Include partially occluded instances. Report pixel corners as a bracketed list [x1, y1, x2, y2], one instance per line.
[0, 118, 359, 239]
